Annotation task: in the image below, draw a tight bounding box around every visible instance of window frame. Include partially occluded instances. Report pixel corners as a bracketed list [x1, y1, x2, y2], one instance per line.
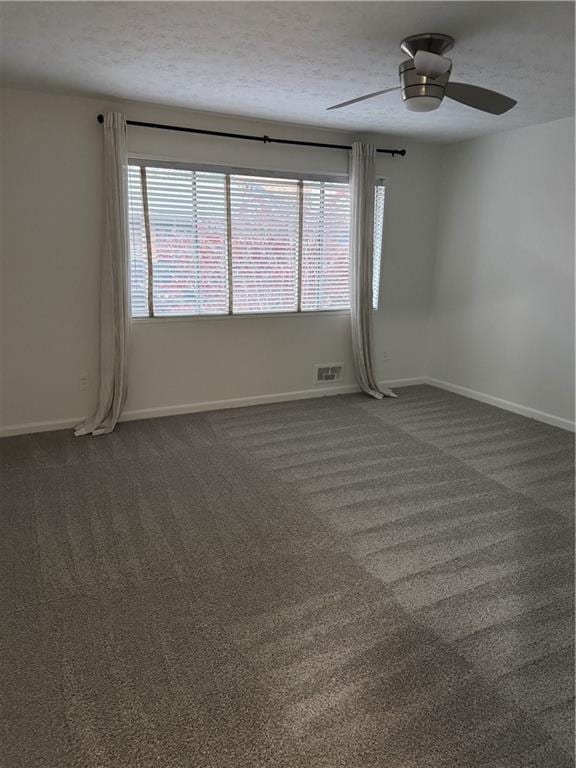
[128, 156, 385, 321]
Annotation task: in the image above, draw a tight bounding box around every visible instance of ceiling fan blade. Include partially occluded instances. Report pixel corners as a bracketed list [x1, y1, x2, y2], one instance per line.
[414, 50, 452, 79]
[445, 82, 517, 115]
[327, 87, 400, 111]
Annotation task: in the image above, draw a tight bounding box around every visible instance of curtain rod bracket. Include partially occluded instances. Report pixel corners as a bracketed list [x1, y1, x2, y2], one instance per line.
[95, 114, 406, 157]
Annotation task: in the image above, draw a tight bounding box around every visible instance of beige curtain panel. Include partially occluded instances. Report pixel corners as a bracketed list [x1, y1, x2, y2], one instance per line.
[75, 112, 131, 436]
[349, 141, 396, 400]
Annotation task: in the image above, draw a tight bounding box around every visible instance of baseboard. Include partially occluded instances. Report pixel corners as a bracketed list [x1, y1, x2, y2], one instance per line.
[16, 376, 568, 437]
[379, 377, 427, 389]
[120, 383, 361, 424]
[0, 378, 429, 438]
[0, 415, 85, 438]
[0, 384, 361, 437]
[121, 378, 426, 424]
[427, 377, 575, 432]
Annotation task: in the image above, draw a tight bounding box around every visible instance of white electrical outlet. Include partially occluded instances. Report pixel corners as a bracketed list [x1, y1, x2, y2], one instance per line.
[79, 375, 90, 391]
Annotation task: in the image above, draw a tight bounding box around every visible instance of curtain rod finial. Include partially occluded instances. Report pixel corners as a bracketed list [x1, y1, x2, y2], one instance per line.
[97, 114, 104, 124]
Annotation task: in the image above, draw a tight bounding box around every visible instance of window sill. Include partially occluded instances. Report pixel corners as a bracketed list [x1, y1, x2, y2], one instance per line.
[132, 310, 351, 324]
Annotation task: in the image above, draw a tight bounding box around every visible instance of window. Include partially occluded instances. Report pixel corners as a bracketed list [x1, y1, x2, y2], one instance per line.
[128, 162, 385, 318]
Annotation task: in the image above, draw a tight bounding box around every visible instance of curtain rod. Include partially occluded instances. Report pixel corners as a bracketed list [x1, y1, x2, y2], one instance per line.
[96, 114, 406, 157]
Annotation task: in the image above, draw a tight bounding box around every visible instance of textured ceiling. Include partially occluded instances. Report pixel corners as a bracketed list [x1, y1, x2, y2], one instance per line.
[1, 1, 574, 142]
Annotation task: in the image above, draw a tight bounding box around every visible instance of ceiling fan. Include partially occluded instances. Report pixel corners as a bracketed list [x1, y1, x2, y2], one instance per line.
[328, 33, 517, 115]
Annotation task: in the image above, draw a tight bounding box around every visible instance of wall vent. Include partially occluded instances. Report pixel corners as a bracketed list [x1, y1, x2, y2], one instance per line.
[315, 364, 344, 384]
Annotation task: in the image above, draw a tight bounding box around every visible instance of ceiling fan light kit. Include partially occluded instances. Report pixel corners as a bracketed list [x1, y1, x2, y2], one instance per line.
[399, 58, 449, 112]
[327, 32, 517, 116]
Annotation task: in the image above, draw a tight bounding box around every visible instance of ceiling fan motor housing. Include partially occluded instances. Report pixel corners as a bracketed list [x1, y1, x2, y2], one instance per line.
[399, 59, 450, 112]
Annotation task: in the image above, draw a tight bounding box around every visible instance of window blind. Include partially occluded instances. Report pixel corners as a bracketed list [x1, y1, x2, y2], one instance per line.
[301, 181, 351, 311]
[372, 185, 385, 311]
[230, 175, 300, 313]
[128, 166, 149, 317]
[145, 167, 228, 316]
[127, 164, 385, 317]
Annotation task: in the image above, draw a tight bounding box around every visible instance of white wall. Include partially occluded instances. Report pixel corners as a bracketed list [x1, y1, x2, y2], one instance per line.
[4, 88, 571, 436]
[0, 88, 440, 432]
[428, 117, 575, 427]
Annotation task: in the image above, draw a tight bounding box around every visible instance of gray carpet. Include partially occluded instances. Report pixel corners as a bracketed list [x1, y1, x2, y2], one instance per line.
[1, 384, 574, 767]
